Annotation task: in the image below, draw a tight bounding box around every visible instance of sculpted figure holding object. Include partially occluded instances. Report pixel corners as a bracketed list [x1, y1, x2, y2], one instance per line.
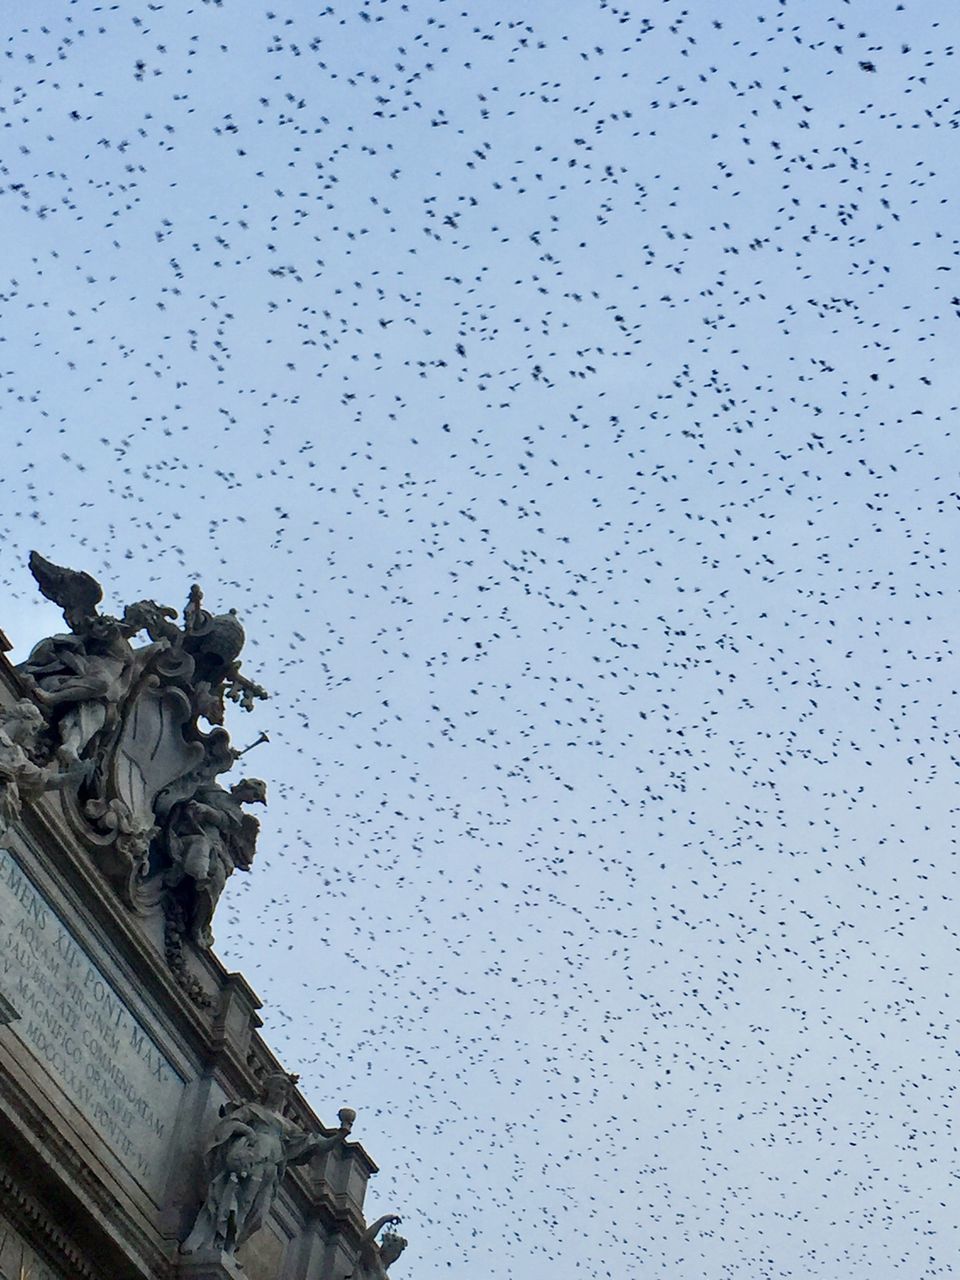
[182, 1074, 353, 1258]
[352, 1214, 408, 1279]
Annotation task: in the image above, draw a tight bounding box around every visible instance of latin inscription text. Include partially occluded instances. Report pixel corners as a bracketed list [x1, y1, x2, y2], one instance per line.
[0, 845, 183, 1191]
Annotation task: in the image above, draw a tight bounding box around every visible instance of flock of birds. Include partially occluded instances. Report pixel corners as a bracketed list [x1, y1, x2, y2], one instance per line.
[2, 1, 959, 1275]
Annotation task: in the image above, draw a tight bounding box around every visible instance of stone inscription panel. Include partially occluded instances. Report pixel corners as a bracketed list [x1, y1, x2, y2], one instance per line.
[0, 845, 184, 1196]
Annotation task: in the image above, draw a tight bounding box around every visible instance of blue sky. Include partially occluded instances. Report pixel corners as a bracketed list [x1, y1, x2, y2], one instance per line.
[3, 1, 960, 1275]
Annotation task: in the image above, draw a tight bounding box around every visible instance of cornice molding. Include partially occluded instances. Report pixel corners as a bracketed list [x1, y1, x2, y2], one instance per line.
[0, 1166, 101, 1280]
[0, 1057, 173, 1278]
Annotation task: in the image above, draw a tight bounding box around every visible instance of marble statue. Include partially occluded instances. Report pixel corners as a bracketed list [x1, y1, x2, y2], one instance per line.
[19, 617, 168, 773]
[163, 776, 267, 947]
[182, 1074, 354, 1258]
[352, 1215, 407, 1279]
[0, 699, 82, 840]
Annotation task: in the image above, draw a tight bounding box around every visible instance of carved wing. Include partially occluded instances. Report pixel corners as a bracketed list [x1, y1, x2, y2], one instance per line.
[28, 551, 103, 624]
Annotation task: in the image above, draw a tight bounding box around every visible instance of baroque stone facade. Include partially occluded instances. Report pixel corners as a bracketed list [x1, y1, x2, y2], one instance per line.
[0, 558, 407, 1280]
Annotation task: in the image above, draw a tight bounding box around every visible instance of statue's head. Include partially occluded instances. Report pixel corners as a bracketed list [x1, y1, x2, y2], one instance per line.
[231, 778, 267, 806]
[4, 699, 44, 746]
[379, 1232, 408, 1267]
[84, 613, 126, 648]
[261, 1071, 298, 1109]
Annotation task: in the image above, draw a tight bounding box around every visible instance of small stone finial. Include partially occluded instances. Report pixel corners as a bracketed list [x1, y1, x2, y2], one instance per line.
[338, 1107, 357, 1133]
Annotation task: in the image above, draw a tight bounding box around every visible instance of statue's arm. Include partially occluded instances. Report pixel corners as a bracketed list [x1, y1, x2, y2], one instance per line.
[308, 1134, 339, 1156]
[283, 1118, 347, 1166]
[360, 1215, 401, 1246]
[40, 759, 87, 791]
[28, 671, 114, 704]
[133, 638, 171, 664]
[205, 1116, 256, 1167]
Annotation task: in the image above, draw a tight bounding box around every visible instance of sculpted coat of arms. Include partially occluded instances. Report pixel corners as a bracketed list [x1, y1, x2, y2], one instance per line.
[1, 552, 268, 983]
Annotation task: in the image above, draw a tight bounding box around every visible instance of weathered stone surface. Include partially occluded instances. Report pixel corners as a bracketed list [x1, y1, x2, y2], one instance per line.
[0, 699, 81, 843]
[234, 1222, 288, 1279]
[176, 1250, 245, 1279]
[0, 988, 18, 1025]
[353, 1215, 408, 1280]
[0, 1206, 72, 1280]
[162, 776, 266, 950]
[0, 841, 184, 1195]
[181, 1072, 353, 1259]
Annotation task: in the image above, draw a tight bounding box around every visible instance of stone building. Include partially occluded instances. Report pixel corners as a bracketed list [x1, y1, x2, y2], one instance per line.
[0, 555, 407, 1280]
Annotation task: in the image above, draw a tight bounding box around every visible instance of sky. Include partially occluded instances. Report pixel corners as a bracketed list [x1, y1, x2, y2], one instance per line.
[2, 1, 960, 1276]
